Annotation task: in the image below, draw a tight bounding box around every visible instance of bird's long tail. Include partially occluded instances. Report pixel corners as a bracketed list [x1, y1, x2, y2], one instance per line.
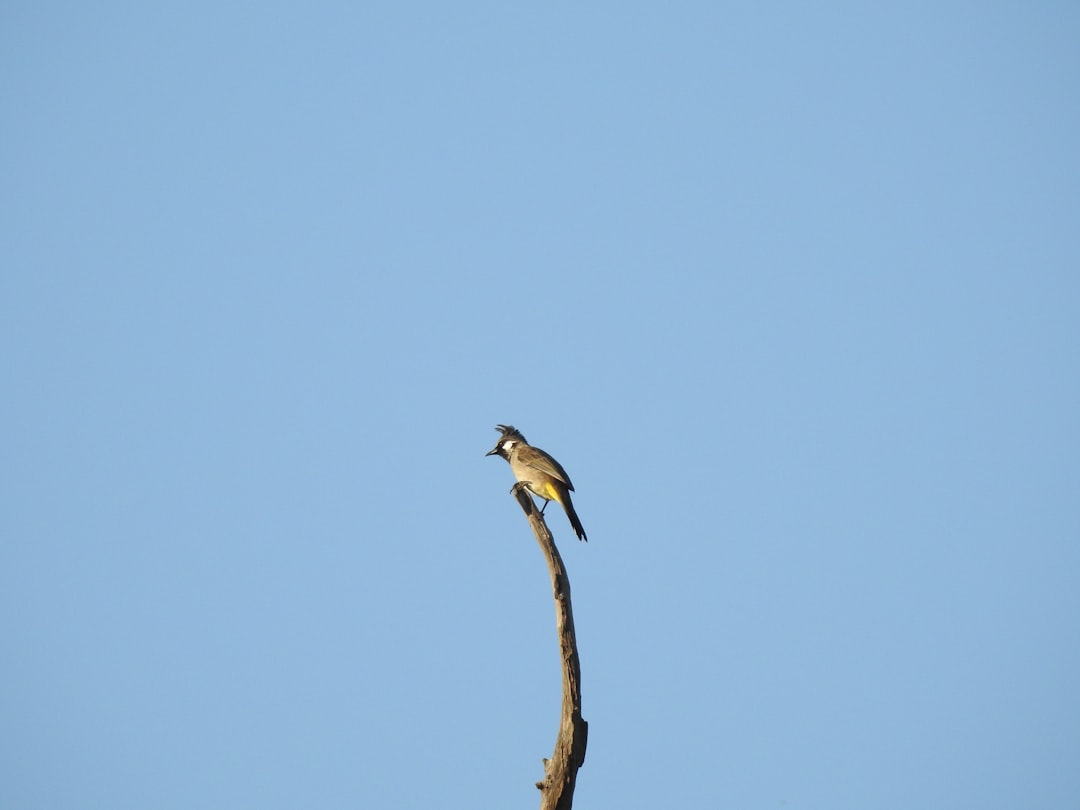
[560, 491, 588, 542]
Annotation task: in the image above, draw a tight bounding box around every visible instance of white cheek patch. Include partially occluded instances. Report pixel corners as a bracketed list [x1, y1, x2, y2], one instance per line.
[502, 440, 516, 452]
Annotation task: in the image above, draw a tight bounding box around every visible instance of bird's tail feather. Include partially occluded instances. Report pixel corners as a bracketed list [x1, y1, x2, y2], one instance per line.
[561, 492, 588, 542]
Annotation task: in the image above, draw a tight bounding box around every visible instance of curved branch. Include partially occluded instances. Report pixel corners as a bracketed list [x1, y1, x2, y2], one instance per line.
[509, 483, 589, 810]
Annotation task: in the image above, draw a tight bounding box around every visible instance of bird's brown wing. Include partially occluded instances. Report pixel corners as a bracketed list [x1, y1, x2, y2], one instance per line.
[517, 445, 575, 491]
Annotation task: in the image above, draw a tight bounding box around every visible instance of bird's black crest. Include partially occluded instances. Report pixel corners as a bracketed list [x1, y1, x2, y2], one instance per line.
[494, 424, 526, 442]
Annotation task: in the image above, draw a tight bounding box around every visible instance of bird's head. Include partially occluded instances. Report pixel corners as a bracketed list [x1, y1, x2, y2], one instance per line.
[485, 424, 526, 459]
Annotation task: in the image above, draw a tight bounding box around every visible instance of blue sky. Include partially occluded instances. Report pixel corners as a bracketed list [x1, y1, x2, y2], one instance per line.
[3, 3, 1078, 808]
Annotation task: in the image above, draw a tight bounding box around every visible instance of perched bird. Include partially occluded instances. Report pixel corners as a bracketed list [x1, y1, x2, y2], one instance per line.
[486, 424, 588, 542]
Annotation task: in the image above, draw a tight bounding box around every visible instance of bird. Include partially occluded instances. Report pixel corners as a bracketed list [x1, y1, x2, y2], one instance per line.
[486, 425, 588, 542]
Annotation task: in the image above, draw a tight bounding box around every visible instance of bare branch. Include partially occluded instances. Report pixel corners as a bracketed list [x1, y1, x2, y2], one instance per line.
[508, 483, 589, 810]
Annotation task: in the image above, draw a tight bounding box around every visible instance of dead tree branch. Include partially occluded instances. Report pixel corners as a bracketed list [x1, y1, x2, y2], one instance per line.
[509, 482, 589, 810]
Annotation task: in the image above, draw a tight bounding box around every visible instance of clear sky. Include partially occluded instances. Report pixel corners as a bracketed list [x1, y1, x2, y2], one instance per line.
[3, 3, 1078, 808]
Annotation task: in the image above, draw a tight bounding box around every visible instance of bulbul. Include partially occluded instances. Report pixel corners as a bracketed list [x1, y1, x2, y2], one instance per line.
[486, 424, 588, 542]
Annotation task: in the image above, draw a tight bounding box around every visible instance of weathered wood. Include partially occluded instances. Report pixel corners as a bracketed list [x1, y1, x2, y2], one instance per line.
[509, 483, 588, 810]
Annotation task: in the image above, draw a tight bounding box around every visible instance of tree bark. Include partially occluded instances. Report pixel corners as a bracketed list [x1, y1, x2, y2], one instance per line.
[509, 483, 589, 810]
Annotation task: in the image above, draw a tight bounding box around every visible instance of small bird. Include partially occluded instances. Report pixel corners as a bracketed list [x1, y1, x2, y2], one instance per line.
[486, 425, 588, 542]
